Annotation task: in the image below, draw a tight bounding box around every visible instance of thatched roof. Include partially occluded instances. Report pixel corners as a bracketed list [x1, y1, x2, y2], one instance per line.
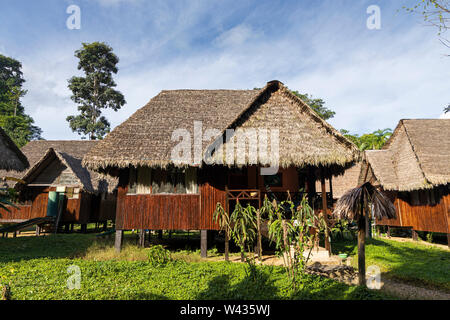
[315, 162, 362, 198]
[83, 80, 359, 171]
[0, 127, 29, 171]
[0, 140, 117, 193]
[333, 182, 396, 221]
[362, 119, 450, 192]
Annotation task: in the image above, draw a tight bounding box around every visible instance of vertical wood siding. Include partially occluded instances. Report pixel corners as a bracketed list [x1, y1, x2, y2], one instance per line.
[376, 188, 450, 233]
[115, 167, 227, 230]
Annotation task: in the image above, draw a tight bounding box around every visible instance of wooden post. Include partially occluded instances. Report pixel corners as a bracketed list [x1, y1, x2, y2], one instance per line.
[257, 209, 262, 261]
[387, 226, 391, 238]
[13, 231, 17, 238]
[36, 225, 41, 236]
[412, 229, 418, 241]
[115, 230, 123, 253]
[158, 230, 163, 240]
[139, 229, 145, 247]
[320, 168, 331, 255]
[358, 197, 366, 287]
[201, 230, 207, 258]
[447, 233, 450, 249]
[224, 228, 229, 261]
[81, 224, 87, 233]
[225, 184, 230, 261]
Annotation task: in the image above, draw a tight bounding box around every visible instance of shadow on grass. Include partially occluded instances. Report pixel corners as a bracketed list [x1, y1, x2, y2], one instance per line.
[332, 237, 450, 291]
[196, 264, 280, 300]
[0, 233, 98, 263]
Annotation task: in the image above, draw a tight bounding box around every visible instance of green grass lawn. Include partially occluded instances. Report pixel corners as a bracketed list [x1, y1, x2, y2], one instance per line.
[332, 237, 450, 291]
[0, 233, 387, 300]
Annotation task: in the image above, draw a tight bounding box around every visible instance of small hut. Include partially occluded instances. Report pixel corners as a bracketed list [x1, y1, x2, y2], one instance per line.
[360, 119, 450, 245]
[83, 80, 360, 254]
[0, 127, 29, 171]
[0, 141, 117, 231]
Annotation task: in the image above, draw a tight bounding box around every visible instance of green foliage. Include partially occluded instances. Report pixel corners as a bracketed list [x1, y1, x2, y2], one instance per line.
[264, 194, 326, 290]
[330, 219, 356, 241]
[426, 232, 434, 243]
[67, 42, 126, 140]
[147, 245, 172, 266]
[290, 90, 336, 120]
[0, 54, 42, 147]
[213, 202, 231, 235]
[340, 128, 392, 151]
[230, 201, 258, 259]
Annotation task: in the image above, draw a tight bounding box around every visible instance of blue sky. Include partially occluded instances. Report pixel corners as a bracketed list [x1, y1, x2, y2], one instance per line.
[0, 0, 449, 140]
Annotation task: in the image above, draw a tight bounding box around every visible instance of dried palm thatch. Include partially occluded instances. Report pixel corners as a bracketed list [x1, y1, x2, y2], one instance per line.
[83, 80, 360, 172]
[0, 127, 29, 171]
[0, 140, 117, 193]
[363, 119, 450, 192]
[333, 182, 396, 221]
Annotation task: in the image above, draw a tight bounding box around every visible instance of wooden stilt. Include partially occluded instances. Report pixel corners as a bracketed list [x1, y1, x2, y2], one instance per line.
[320, 168, 331, 255]
[387, 226, 391, 238]
[447, 234, 450, 249]
[412, 229, 418, 241]
[115, 230, 123, 253]
[224, 229, 229, 261]
[158, 230, 163, 240]
[139, 229, 145, 247]
[256, 209, 262, 261]
[201, 230, 207, 258]
[81, 224, 87, 233]
[36, 225, 41, 236]
[13, 231, 17, 238]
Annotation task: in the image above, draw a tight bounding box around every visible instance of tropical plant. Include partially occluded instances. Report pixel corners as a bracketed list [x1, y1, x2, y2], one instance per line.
[264, 194, 326, 290]
[229, 200, 258, 262]
[213, 202, 232, 261]
[147, 245, 172, 266]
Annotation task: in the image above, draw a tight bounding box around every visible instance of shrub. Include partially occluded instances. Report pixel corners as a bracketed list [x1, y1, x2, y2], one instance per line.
[147, 245, 171, 266]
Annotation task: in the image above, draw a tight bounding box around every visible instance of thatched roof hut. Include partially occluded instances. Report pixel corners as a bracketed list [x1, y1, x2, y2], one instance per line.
[83, 80, 359, 172]
[0, 127, 29, 171]
[361, 119, 450, 191]
[0, 140, 117, 193]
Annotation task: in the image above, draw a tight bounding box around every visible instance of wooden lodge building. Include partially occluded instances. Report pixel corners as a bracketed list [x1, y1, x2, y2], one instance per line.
[83, 80, 360, 254]
[360, 119, 450, 245]
[0, 141, 117, 231]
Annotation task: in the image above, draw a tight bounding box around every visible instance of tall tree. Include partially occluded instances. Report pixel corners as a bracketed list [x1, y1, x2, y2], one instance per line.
[0, 54, 42, 147]
[67, 42, 126, 140]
